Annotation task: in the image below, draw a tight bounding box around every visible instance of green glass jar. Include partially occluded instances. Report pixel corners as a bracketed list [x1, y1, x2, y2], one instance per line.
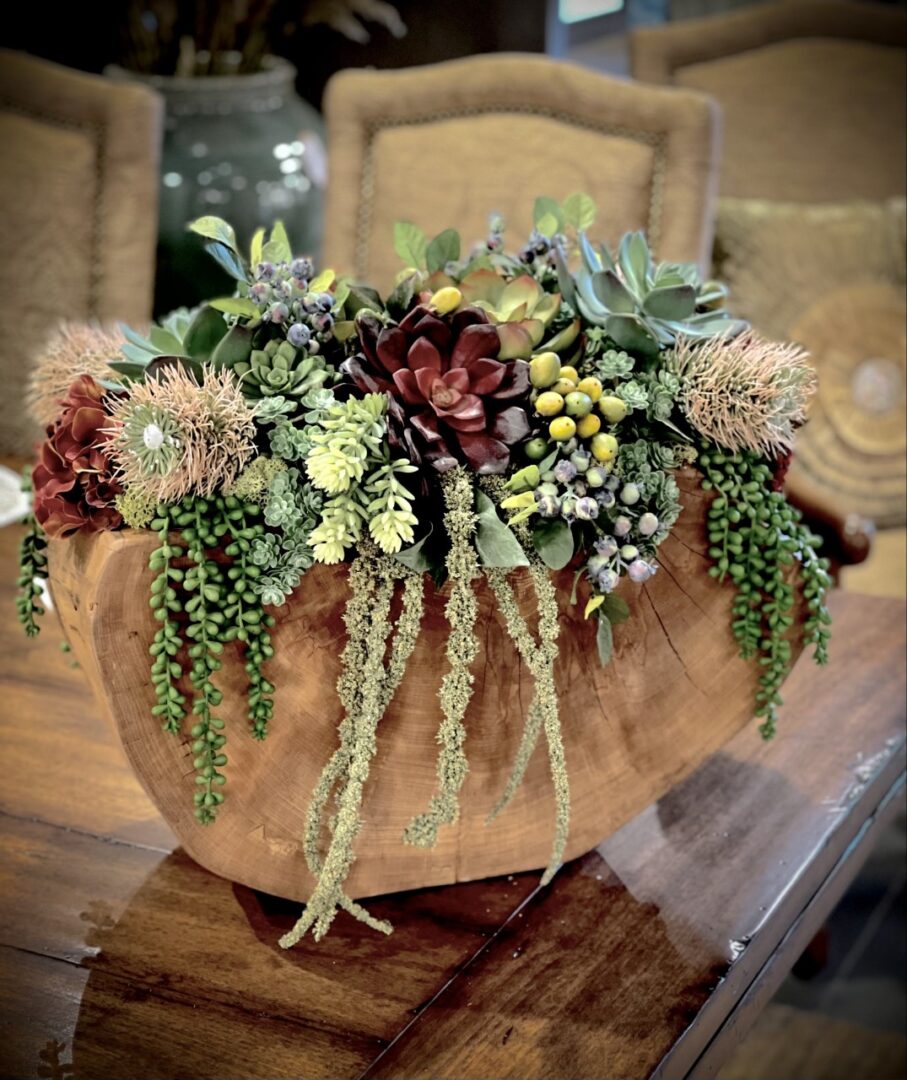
[107, 57, 326, 316]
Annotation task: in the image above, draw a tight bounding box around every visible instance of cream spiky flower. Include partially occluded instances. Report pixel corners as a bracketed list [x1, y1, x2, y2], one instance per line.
[115, 402, 182, 478]
[670, 331, 817, 457]
[107, 365, 257, 502]
[28, 322, 125, 426]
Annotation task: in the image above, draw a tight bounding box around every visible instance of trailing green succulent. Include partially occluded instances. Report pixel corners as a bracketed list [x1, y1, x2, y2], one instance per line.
[147, 494, 276, 821]
[698, 447, 831, 738]
[16, 514, 48, 637]
[571, 231, 747, 358]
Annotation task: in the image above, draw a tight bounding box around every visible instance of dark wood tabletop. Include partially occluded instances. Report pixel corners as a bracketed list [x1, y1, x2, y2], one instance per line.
[0, 521, 904, 1080]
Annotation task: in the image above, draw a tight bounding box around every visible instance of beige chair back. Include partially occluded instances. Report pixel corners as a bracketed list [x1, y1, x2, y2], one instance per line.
[0, 51, 162, 453]
[630, 0, 906, 202]
[323, 53, 720, 296]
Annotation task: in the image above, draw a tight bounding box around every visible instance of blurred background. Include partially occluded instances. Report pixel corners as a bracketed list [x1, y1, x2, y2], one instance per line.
[0, 3, 904, 1077]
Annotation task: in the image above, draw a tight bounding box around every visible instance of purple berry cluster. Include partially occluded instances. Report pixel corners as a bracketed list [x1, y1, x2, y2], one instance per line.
[248, 257, 335, 351]
[585, 485, 660, 593]
[533, 448, 617, 523]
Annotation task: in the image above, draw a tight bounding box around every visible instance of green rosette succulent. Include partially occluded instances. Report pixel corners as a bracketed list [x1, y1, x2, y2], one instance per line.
[573, 231, 747, 358]
[234, 339, 333, 400]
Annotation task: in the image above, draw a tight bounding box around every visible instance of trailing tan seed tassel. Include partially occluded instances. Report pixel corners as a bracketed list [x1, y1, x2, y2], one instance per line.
[484, 561, 569, 884]
[284, 552, 426, 946]
[404, 468, 480, 848]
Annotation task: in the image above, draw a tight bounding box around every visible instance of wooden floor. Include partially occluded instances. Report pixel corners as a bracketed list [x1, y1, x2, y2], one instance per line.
[0, 521, 904, 1080]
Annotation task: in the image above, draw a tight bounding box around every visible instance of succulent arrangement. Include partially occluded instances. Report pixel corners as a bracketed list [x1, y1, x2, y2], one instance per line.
[18, 195, 831, 945]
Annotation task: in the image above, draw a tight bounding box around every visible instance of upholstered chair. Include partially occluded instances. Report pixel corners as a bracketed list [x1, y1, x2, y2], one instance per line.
[0, 51, 163, 455]
[322, 53, 721, 297]
[631, 1, 907, 596]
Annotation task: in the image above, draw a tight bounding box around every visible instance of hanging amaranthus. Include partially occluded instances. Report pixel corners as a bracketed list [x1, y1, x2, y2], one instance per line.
[404, 467, 480, 849]
[280, 550, 426, 947]
[485, 562, 569, 884]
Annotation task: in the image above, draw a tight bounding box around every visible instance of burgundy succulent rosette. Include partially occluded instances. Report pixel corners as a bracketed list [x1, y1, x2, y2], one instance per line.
[343, 305, 531, 475]
[32, 374, 123, 538]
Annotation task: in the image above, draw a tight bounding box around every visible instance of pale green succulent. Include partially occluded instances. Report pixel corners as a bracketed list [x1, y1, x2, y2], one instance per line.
[234, 339, 333, 400]
[572, 231, 747, 358]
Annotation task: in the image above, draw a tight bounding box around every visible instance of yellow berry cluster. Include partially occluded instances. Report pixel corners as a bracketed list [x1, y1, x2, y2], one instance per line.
[528, 351, 627, 462]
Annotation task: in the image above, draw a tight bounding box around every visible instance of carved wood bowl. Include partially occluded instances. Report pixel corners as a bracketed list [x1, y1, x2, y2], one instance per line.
[47, 468, 805, 902]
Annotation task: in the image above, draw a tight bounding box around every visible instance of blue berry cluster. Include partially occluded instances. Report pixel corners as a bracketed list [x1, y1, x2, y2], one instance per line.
[248, 257, 335, 351]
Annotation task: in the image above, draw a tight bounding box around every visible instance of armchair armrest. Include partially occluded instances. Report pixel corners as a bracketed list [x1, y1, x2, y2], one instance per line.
[785, 467, 874, 572]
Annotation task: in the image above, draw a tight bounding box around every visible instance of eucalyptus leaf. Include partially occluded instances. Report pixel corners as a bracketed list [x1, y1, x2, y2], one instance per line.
[208, 296, 261, 319]
[474, 491, 529, 568]
[533, 196, 564, 234]
[532, 518, 574, 570]
[536, 212, 560, 239]
[426, 228, 460, 273]
[344, 284, 384, 317]
[205, 241, 249, 283]
[600, 593, 630, 625]
[183, 305, 228, 361]
[596, 615, 614, 666]
[386, 272, 417, 320]
[309, 268, 335, 293]
[563, 192, 596, 230]
[393, 221, 428, 270]
[210, 323, 254, 368]
[539, 448, 560, 474]
[189, 216, 237, 251]
[261, 220, 291, 264]
[250, 226, 265, 267]
[394, 527, 435, 572]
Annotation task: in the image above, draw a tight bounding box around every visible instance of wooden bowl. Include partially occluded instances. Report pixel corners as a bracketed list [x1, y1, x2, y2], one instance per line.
[47, 468, 802, 901]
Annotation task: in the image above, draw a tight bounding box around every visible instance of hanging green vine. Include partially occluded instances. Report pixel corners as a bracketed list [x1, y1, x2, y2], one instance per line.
[181, 496, 230, 823]
[404, 467, 480, 849]
[16, 514, 48, 637]
[699, 446, 831, 738]
[220, 497, 276, 739]
[147, 495, 278, 821]
[148, 505, 187, 735]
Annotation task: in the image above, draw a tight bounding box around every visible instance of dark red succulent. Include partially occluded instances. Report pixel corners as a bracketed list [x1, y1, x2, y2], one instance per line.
[32, 374, 123, 539]
[343, 305, 531, 474]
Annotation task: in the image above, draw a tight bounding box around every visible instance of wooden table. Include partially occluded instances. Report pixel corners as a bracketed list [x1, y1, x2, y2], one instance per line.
[0, 522, 904, 1080]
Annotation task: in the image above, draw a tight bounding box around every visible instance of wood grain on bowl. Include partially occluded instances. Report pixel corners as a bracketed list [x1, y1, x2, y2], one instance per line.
[46, 468, 805, 901]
